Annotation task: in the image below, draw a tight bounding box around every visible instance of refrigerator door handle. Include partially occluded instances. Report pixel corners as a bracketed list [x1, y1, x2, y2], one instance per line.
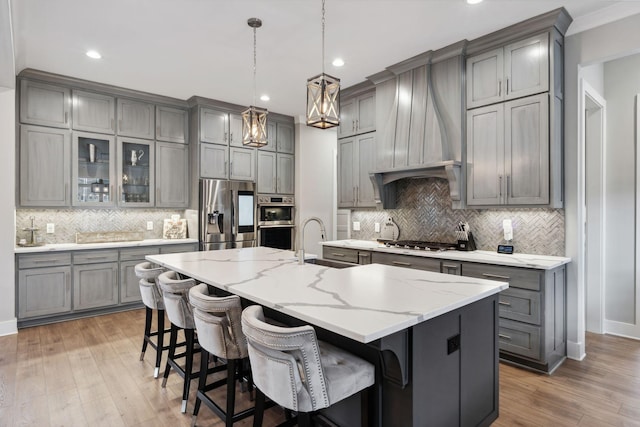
[230, 190, 236, 235]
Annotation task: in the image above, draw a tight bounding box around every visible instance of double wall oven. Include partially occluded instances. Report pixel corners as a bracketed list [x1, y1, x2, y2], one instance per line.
[257, 195, 295, 250]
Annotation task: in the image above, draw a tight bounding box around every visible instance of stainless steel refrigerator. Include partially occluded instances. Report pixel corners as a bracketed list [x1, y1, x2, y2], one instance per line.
[199, 179, 256, 251]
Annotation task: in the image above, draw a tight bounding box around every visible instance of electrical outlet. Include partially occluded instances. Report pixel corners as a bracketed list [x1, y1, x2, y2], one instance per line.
[503, 219, 513, 241]
[146, 221, 154, 231]
[353, 221, 361, 231]
[375, 223, 380, 233]
[46, 223, 55, 234]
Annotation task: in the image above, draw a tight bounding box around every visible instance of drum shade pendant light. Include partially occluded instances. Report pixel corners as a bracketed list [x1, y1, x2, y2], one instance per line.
[242, 18, 268, 147]
[306, 0, 340, 129]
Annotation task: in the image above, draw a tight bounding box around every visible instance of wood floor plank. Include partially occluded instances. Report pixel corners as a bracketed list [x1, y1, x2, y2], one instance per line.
[47, 387, 88, 427]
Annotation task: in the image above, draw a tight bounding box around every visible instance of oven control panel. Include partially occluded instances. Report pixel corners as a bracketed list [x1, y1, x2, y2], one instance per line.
[257, 195, 294, 205]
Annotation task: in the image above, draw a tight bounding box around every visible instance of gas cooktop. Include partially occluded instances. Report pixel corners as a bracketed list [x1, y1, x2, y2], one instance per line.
[377, 239, 458, 251]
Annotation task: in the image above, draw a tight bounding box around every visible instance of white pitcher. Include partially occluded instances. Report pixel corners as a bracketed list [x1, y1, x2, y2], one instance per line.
[130, 149, 144, 166]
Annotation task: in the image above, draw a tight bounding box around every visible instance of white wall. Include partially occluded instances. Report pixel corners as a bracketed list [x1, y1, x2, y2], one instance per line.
[581, 63, 604, 95]
[565, 12, 640, 359]
[294, 117, 337, 259]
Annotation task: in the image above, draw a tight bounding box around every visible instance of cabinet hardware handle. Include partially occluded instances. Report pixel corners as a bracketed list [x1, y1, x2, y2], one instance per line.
[443, 264, 457, 269]
[119, 186, 123, 203]
[482, 273, 510, 280]
[156, 126, 161, 136]
[34, 259, 60, 263]
[65, 183, 69, 202]
[110, 185, 114, 201]
[273, 178, 276, 191]
[356, 119, 359, 130]
[392, 261, 412, 266]
[356, 186, 359, 203]
[352, 121, 356, 132]
[506, 77, 509, 95]
[331, 253, 346, 257]
[85, 256, 107, 260]
[156, 188, 160, 203]
[224, 132, 228, 143]
[498, 176, 503, 199]
[230, 132, 234, 143]
[499, 334, 511, 340]
[499, 301, 511, 306]
[277, 178, 280, 191]
[507, 175, 511, 198]
[498, 80, 502, 97]
[359, 253, 370, 258]
[64, 112, 68, 124]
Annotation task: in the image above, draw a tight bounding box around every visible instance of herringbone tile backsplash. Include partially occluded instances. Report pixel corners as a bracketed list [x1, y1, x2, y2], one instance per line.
[16, 209, 187, 244]
[351, 178, 565, 256]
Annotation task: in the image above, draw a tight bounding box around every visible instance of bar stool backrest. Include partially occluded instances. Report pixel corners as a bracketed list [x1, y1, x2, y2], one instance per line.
[157, 270, 196, 330]
[134, 262, 165, 310]
[189, 283, 248, 360]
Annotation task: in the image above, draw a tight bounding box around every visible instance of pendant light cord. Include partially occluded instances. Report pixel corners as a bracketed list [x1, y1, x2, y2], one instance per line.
[253, 25, 257, 106]
[321, 0, 325, 75]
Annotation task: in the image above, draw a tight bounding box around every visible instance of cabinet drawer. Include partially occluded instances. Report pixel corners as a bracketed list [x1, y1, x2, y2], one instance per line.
[73, 250, 119, 264]
[371, 252, 441, 272]
[323, 247, 358, 264]
[462, 263, 542, 291]
[499, 287, 541, 325]
[160, 243, 198, 254]
[18, 253, 71, 269]
[499, 319, 541, 360]
[120, 246, 160, 261]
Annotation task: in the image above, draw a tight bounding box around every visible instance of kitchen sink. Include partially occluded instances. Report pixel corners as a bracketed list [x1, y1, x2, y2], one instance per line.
[305, 258, 354, 269]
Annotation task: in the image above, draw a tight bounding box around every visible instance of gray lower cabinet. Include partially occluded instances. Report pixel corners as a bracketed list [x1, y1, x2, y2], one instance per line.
[322, 247, 371, 265]
[200, 142, 228, 179]
[117, 98, 155, 139]
[371, 251, 440, 272]
[73, 250, 119, 311]
[159, 243, 198, 254]
[17, 253, 72, 319]
[156, 142, 189, 208]
[19, 125, 71, 207]
[119, 247, 161, 304]
[230, 147, 256, 181]
[72, 90, 116, 134]
[20, 80, 71, 129]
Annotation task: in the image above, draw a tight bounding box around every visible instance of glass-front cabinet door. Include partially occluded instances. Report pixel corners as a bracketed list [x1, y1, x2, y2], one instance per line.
[72, 131, 115, 207]
[117, 137, 154, 207]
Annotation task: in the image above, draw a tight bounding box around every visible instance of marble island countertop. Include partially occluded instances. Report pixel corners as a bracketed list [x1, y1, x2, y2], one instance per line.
[14, 238, 198, 253]
[320, 239, 571, 270]
[147, 246, 508, 343]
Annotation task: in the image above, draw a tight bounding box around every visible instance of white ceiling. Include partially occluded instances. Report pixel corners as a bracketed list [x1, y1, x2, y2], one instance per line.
[9, 0, 640, 116]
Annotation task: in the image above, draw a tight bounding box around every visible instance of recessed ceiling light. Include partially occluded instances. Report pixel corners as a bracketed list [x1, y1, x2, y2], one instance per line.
[332, 58, 345, 67]
[260, 94, 270, 102]
[467, 0, 483, 4]
[86, 50, 102, 59]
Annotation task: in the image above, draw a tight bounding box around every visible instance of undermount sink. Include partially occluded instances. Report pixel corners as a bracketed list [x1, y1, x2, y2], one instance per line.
[305, 258, 354, 269]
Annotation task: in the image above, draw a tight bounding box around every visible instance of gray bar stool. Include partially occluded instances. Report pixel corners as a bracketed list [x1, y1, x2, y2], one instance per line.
[189, 283, 256, 427]
[157, 270, 200, 413]
[134, 261, 169, 378]
[241, 305, 375, 427]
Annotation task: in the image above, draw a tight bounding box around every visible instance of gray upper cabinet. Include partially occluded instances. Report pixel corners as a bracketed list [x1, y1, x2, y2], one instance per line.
[277, 153, 294, 194]
[338, 91, 375, 138]
[200, 143, 228, 179]
[276, 122, 295, 154]
[467, 33, 549, 109]
[264, 121, 277, 152]
[200, 107, 228, 145]
[229, 113, 244, 147]
[156, 106, 188, 144]
[19, 125, 71, 207]
[20, 80, 71, 129]
[338, 133, 376, 208]
[117, 137, 155, 207]
[117, 98, 155, 139]
[229, 147, 255, 181]
[156, 142, 189, 208]
[467, 93, 549, 206]
[72, 90, 115, 134]
[71, 131, 116, 207]
[257, 150, 276, 194]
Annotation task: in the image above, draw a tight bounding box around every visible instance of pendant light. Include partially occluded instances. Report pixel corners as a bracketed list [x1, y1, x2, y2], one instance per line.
[306, 0, 340, 129]
[242, 18, 268, 148]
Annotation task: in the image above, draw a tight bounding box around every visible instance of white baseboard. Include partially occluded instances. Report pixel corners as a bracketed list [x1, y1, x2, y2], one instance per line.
[0, 318, 17, 336]
[604, 319, 640, 341]
[567, 340, 586, 361]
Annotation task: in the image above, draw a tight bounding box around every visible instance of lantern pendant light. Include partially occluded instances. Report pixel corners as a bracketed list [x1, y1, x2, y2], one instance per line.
[242, 18, 268, 148]
[306, 0, 340, 129]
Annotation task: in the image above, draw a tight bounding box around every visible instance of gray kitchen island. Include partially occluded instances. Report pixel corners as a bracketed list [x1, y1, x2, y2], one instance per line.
[147, 247, 508, 427]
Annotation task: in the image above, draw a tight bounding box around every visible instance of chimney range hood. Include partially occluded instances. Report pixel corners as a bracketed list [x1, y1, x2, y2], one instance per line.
[369, 161, 462, 209]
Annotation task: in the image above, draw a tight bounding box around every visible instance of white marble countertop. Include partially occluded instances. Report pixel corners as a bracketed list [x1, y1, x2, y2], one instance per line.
[147, 247, 507, 343]
[320, 240, 571, 270]
[14, 238, 198, 253]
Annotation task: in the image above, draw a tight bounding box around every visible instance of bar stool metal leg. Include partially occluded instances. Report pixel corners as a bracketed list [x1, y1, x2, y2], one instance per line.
[162, 323, 178, 387]
[154, 309, 166, 378]
[182, 328, 195, 413]
[140, 306, 153, 361]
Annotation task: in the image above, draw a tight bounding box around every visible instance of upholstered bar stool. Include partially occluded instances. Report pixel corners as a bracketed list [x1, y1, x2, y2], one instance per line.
[189, 283, 255, 427]
[157, 270, 200, 413]
[241, 305, 375, 427]
[134, 261, 169, 378]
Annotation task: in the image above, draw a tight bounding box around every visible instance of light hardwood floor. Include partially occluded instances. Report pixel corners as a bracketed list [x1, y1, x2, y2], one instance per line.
[1, 309, 640, 426]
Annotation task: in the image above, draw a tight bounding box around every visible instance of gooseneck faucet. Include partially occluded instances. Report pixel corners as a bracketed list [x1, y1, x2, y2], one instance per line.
[298, 216, 327, 265]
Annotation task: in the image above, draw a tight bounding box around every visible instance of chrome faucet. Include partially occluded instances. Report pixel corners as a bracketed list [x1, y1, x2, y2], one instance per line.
[298, 216, 326, 265]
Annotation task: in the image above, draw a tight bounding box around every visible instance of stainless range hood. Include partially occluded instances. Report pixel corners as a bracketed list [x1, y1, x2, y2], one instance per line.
[369, 161, 462, 209]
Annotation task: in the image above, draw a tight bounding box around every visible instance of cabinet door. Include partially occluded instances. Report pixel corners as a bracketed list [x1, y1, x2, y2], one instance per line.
[72, 131, 116, 207]
[156, 142, 189, 208]
[73, 262, 119, 310]
[277, 153, 294, 195]
[257, 151, 276, 194]
[200, 108, 228, 144]
[356, 92, 376, 134]
[18, 266, 71, 319]
[229, 113, 244, 147]
[156, 106, 188, 144]
[276, 122, 295, 153]
[466, 48, 504, 109]
[120, 259, 143, 303]
[504, 33, 549, 101]
[264, 121, 277, 152]
[72, 90, 115, 134]
[375, 77, 398, 170]
[356, 133, 376, 207]
[20, 80, 71, 128]
[117, 98, 155, 139]
[505, 94, 549, 205]
[229, 147, 256, 181]
[466, 104, 504, 206]
[337, 138, 355, 207]
[338, 97, 356, 138]
[20, 125, 71, 207]
[200, 143, 228, 179]
[117, 137, 155, 207]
